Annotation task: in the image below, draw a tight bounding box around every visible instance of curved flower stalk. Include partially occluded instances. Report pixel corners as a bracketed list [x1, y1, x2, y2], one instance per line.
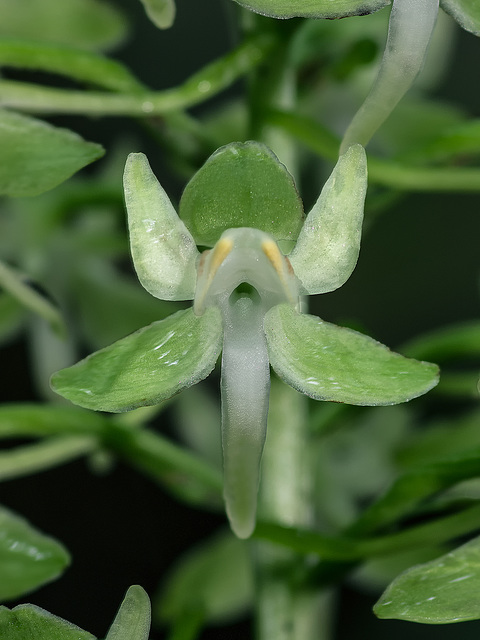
[340, 0, 439, 153]
[52, 141, 439, 538]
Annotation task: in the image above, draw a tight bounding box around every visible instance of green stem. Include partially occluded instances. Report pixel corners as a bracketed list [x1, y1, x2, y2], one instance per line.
[0, 34, 275, 117]
[254, 503, 480, 561]
[106, 423, 223, 508]
[268, 109, 480, 192]
[255, 379, 330, 640]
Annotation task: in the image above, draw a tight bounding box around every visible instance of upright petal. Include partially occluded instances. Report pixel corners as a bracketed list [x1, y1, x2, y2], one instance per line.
[124, 152, 199, 301]
[289, 144, 367, 295]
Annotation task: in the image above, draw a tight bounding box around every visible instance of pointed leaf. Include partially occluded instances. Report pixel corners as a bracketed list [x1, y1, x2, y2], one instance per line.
[139, 0, 176, 29]
[0, 0, 127, 51]
[179, 141, 304, 248]
[0, 506, 70, 601]
[124, 152, 198, 301]
[232, 0, 389, 19]
[375, 536, 480, 622]
[106, 585, 151, 640]
[0, 604, 95, 640]
[289, 144, 367, 294]
[264, 304, 439, 406]
[51, 307, 223, 412]
[440, 0, 480, 35]
[0, 110, 104, 197]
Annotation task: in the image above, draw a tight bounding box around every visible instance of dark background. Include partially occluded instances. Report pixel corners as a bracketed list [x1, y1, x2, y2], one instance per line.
[1, 0, 479, 638]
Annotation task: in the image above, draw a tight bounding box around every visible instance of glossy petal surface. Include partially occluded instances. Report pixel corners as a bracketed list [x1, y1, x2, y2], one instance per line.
[179, 141, 304, 248]
[264, 304, 439, 406]
[232, 0, 389, 19]
[0, 506, 70, 602]
[289, 144, 367, 294]
[375, 536, 480, 622]
[51, 307, 223, 412]
[124, 153, 198, 301]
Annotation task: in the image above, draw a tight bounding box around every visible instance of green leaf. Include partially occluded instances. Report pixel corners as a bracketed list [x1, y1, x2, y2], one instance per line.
[179, 141, 304, 248]
[0, 604, 95, 640]
[157, 530, 253, 625]
[105, 585, 151, 640]
[401, 320, 480, 362]
[289, 144, 367, 295]
[231, 0, 389, 19]
[264, 304, 439, 406]
[0, 293, 24, 343]
[51, 307, 223, 412]
[0, 40, 144, 92]
[0, 0, 127, 51]
[374, 536, 480, 622]
[0, 506, 70, 601]
[124, 153, 199, 301]
[0, 109, 104, 197]
[139, 0, 176, 29]
[440, 0, 480, 36]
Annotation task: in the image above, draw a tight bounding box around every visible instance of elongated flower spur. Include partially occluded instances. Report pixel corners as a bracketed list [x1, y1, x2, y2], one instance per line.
[51, 142, 439, 538]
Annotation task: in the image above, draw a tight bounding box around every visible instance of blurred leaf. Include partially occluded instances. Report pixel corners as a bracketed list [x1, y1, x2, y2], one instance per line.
[0, 110, 104, 197]
[0, 506, 70, 601]
[105, 585, 151, 640]
[0, 404, 108, 438]
[51, 307, 223, 412]
[0, 436, 97, 482]
[265, 304, 439, 406]
[0, 39, 144, 92]
[375, 536, 480, 622]
[0, 0, 127, 51]
[0, 260, 65, 336]
[441, 0, 480, 36]
[0, 293, 25, 343]
[179, 141, 304, 249]
[0, 605, 94, 639]
[157, 530, 253, 625]
[401, 320, 480, 362]
[289, 144, 367, 295]
[139, 0, 176, 29]
[232, 0, 389, 19]
[73, 261, 180, 349]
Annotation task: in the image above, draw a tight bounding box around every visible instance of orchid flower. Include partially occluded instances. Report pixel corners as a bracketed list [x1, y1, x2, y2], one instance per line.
[51, 141, 438, 538]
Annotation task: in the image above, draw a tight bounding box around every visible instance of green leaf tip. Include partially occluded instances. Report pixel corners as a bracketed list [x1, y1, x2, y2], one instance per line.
[0, 109, 104, 197]
[51, 307, 223, 412]
[139, 0, 176, 29]
[0, 604, 95, 640]
[179, 141, 304, 248]
[264, 304, 439, 406]
[375, 535, 480, 623]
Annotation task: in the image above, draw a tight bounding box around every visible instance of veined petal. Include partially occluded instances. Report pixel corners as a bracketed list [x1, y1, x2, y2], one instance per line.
[265, 304, 439, 406]
[124, 153, 199, 301]
[289, 144, 367, 295]
[51, 307, 223, 412]
[221, 295, 270, 539]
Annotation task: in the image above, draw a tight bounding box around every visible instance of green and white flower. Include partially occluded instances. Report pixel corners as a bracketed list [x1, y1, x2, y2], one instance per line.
[51, 142, 439, 538]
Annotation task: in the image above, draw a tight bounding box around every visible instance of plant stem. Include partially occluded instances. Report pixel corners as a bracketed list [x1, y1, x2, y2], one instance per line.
[0, 34, 275, 117]
[255, 379, 331, 640]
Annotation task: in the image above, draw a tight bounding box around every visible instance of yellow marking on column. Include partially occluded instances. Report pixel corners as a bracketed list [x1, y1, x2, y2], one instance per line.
[194, 237, 234, 315]
[261, 239, 296, 303]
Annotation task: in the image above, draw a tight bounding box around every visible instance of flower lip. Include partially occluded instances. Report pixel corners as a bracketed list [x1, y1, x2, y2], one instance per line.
[193, 227, 299, 316]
